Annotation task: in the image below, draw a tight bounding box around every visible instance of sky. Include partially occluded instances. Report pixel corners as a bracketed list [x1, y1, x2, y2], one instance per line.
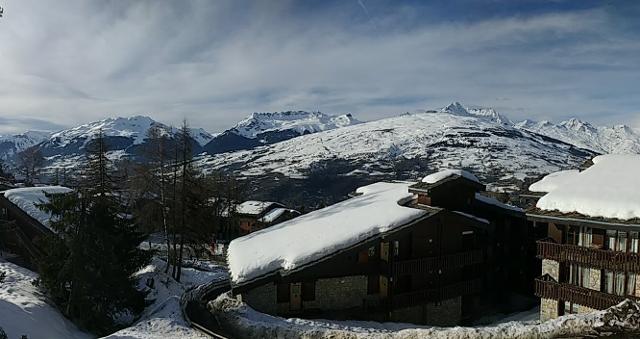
[0, 0, 639, 134]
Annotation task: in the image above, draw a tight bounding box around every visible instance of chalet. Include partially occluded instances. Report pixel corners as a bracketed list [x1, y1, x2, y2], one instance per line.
[224, 170, 534, 326]
[235, 200, 300, 235]
[0, 186, 72, 267]
[527, 155, 640, 321]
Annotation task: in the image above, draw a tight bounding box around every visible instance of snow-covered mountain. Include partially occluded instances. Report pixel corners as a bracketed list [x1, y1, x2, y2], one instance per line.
[0, 130, 52, 159]
[197, 107, 597, 192]
[203, 111, 360, 154]
[515, 118, 640, 154]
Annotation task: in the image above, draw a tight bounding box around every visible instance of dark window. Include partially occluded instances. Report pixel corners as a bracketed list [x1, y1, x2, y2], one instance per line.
[302, 281, 316, 301]
[276, 282, 290, 303]
[367, 275, 380, 294]
[358, 250, 369, 263]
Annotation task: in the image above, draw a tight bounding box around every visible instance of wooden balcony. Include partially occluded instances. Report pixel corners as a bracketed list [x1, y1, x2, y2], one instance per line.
[392, 278, 483, 308]
[534, 277, 636, 310]
[537, 240, 640, 273]
[392, 249, 484, 278]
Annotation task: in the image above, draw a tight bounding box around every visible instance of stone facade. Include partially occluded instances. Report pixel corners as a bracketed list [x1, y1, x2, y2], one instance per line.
[540, 298, 558, 322]
[390, 297, 462, 326]
[240, 282, 277, 314]
[588, 268, 601, 291]
[302, 275, 368, 311]
[542, 259, 559, 280]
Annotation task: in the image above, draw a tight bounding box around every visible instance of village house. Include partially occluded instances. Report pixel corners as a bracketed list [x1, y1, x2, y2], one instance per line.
[526, 155, 640, 321]
[223, 170, 536, 326]
[235, 200, 300, 235]
[0, 186, 72, 267]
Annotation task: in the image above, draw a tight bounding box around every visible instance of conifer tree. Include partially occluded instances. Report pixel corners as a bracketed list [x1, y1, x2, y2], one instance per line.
[38, 130, 151, 334]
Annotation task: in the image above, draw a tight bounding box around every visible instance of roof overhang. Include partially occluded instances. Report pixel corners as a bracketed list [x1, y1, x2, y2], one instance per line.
[527, 213, 640, 232]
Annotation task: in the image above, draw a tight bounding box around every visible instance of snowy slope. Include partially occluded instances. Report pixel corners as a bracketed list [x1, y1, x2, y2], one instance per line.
[0, 260, 92, 339]
[515, 118, 640, 154]
[196, 109, 596, 189]
[230, 111, 360, 139]
[0, 130, 51, 159]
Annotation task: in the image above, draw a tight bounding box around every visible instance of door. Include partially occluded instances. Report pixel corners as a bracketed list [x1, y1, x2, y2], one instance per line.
[290, 282, 302, 310]
[380, 276, 389, 298]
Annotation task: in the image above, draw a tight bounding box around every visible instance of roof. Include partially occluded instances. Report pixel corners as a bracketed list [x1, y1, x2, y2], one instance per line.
[474, 193, 524, 213]
[258, 208, 299, 224]
[235, 200, 282, 216]
[533, 154, 640, 221]
[528, 170, 580, 193]
[410, 169, 485, 192]
[227, 182, 429, 285]
[3, 186, 73, 231]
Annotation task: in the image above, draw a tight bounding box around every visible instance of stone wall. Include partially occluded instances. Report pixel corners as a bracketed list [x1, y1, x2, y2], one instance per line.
[540, 298, 558, 322]
[390, 297, 462, 326]
[240, 282, 277, 314]
[303, 275, 368, 311]
[542, 259, 559, 280]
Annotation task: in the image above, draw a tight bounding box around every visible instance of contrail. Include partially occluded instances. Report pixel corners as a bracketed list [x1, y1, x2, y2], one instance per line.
[357, 0, 370, 18]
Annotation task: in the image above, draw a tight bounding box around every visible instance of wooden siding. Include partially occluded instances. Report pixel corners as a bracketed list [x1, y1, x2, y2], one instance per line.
[537, 240, 640, 273]
[535, 277, 637, 311]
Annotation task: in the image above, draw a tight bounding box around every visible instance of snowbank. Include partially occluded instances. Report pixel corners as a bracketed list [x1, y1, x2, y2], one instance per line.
[422, 169, 480, 184]
[3, 186, 73, 230]
[536, 155, 640, 220]
[210, 292, 640, 339]
[0, 260, 92, 339]
[101, 257, 228, 339]
[227, 182, 426, 284]
[528, 170, 580, 193]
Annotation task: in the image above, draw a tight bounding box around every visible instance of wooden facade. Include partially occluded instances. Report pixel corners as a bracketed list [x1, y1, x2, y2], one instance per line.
[233, 175, 534, 326]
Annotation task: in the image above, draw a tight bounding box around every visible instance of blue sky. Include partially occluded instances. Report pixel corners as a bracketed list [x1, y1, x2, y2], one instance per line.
[0, 0, 639, 133]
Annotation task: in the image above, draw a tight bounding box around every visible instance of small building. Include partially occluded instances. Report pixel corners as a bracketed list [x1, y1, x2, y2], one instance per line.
[526, 155, 640, 321]
[0, 186, 72, 266]
[225, 170, 533, 326]
[235, 200, 300, 235]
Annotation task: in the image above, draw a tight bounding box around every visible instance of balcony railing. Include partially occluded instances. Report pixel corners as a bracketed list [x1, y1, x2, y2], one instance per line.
[392, 249, 484, 278]
[534, 277, 636, 310]
[537, 240, 640, 273]
[392, 278, 483, 308]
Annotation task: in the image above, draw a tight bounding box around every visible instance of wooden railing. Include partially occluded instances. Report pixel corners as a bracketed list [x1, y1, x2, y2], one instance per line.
[392, 249, 484, 278]
[534, 277, 636, 310]
[537, 240, 640, 273]
[392, 278, 483, 308]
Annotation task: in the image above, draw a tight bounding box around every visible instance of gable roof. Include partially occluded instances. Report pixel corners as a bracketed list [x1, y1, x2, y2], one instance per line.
[410, 169, 485, 193]
[227, 182, 428, 285]
[3, 186, 73, 232]
[235, 200, 283, 216]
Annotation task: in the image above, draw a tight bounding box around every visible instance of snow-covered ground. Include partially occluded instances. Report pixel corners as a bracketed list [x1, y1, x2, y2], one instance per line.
[0, 255, 227, 339]
[102, 257, 228, 339]
[0, 259, 92, 339]
[211, 292, 640, 338]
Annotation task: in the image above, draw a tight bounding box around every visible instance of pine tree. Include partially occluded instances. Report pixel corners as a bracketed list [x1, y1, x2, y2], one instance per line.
[38, 130, 151, 334]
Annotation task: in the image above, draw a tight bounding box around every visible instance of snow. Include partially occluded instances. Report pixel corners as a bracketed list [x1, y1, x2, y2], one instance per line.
[211, 292, 640, 339]
[3, 186, 73, 229]
[0, 130, 51, 159]
[453, 211, 489, 224]
[475, 193, 524, 212]
[101, 257, 228, 339]
[528, 170, 580, 193]
[236, 201, 279, 216]
[422, 169, 480, 184]
[230, 111, 361, 139]
[227, 182, 426, 284]
[195, 107, 592, 191]
[259, 208, 296, 223]
[0, 259, 92, 339]
[536, 154, 640, 220]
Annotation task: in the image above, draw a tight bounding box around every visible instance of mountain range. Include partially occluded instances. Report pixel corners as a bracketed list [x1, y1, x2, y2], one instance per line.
[1, 103, 638, 203]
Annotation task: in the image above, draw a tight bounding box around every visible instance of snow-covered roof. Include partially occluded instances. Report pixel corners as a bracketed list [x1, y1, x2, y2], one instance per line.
[3, 186, 72, 230]
[529, 170, 580, 193]
[475, 193, 524, 213]
[236, 200, 280, 216]
[535, 155, 640, 221]
[258, 208, 298, 224]
[227, 182, 427, 284]
[422, 169, 480, 185]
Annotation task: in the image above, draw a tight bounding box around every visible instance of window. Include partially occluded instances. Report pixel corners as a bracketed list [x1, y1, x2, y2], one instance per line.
[631, 232, 639, 253]
[628, 273, 637, 297]
[358, 250, 369, 263]
[564, 301, 578, 315]
[302, 281, 316, 301]
[368, 246, 375, 257]
[393, 240, 399, 257]
[276, 282, 290, 303]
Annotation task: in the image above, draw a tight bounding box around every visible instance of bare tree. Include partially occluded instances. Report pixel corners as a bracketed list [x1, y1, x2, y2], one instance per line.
[17, 147, 44, 186]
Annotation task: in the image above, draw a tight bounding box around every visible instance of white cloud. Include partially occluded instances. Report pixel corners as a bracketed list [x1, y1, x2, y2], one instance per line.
[0, 1, 638, 134]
